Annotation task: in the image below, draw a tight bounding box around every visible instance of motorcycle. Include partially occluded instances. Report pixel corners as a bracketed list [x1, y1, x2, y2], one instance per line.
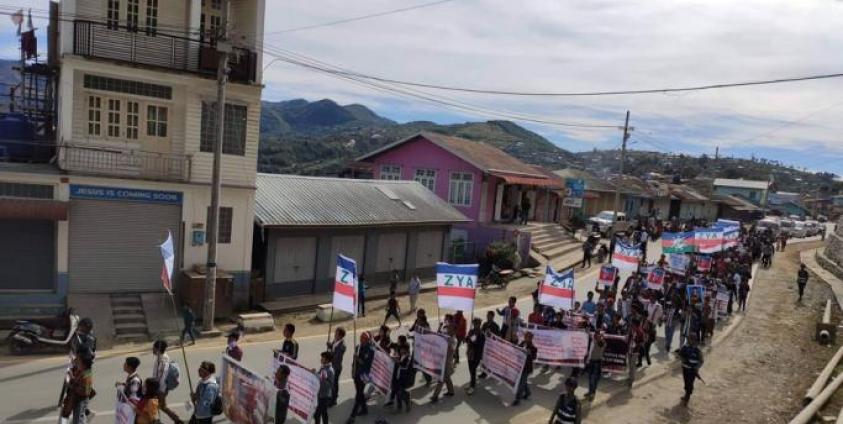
[7, 310, 79, 355]
[482, 265, 513, 289]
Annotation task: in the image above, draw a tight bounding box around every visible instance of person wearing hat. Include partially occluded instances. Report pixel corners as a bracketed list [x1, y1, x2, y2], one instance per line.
[548, 377, 581, 424]
[678, 334, 704, 405]
[347, 332, 375, 423]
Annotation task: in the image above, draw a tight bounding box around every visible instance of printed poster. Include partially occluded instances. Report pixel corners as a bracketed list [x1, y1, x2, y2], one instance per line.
[114, 392, 135, 424]
[221, 354, 273, 424]
[369, 346, 395, 396]
[517, 324, 590, 367]
[270, 353, 320, 424]
[480, 334, 528, 394]
[716, 287, 730, 319]
[412, 328, 449, 382]
[602, 334, 629, 374]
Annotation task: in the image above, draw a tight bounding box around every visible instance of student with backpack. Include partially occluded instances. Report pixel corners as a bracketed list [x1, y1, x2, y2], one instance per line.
[190, 361, 221, 424]
[151, 340, 183, 424]
[116, 356, 142, 401]
[280, 324, 300, 360]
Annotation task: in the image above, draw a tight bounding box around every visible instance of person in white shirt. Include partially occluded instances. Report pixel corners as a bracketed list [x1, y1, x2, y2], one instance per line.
[152, 340, 183, 424]
[408, 275, 422, 312]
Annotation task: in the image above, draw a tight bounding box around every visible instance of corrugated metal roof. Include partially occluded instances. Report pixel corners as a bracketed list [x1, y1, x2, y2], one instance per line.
[255, 174, 470, 227]
[552, 168, 616, 193]
[713, 178, 770, 190]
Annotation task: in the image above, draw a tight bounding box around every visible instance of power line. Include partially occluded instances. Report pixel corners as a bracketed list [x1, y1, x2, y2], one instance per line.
[265, 0, 457, 35]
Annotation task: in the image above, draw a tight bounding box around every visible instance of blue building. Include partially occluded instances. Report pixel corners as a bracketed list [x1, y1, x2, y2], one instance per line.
[713, 178, 771, 208]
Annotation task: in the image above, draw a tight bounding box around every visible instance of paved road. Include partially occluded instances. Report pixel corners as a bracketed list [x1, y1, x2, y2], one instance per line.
[5, 233, 819, 424]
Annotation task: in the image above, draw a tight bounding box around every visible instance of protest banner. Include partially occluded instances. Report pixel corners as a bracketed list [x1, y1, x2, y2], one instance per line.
[333, 254, 358, 316]
[647, 267, 666, 291]
[114, 392, 135, 424]
[602, 334, 629, 374]
[716, 287, 730, 319]
[562, 312, 590, 330]
[598, 265, 618, 288]
[694, 228, 724, 254]
[539, 266, 575, 310]
[481, 334, 527, 393]
[686, 284, 706, 302]
[270, 353, 319, 424]
[662, 231, 695, 254]
[667, 254, 690, 275]
[436, 262, 478, 312]
[612, 241, 641, 271]
[638, 263, 655, 276]
[369, 346, 395, 396]
[221, 354, 273, 424]
[517, 324, 589, 367]
[696, 255, 712, 273]
[412, 328, 449, 382]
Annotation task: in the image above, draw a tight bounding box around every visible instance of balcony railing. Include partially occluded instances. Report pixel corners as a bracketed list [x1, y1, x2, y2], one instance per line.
[59, 144, 191, 182]
[73, 20, 257, 84]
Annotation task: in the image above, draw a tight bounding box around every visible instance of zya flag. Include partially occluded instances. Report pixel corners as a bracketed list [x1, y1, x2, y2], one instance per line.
[612, 241, 641, 271]
[694, 228, 724, 254]
[598, 265, 618, 288]
[696, 255, 713, 272]
[436, 263, 478, 312]
[721, 226, 740, 249]
[159, 231, 175, 295]
[333, 255, 358, 316]
[667, 253, 690, 275]
[662, 232, 695, 254]
[539, 266, 575, 310]
[647, 267, 666, 291]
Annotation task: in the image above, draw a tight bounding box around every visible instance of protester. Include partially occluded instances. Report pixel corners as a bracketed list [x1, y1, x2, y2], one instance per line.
[117, 356, 142, 401]
[582, 291, 597, 315]
[358, 276, 367, 317]
[132, 379, 160, 424]
[280, 323, 299, 360]
[409, 309, 433, 386]
[190, 361, 219, 424]
[314, 351, 335, 424]
[514, 331, 538, 406]
[347, 332, 374, 423]
[61, 353, 94, 424]
[70, 317, 97, 361]
[327, 327, 346, 407]
[679, 335, 704, 405]
[430, 321, 456, 403]
[389, 270, 400, 297]
[528, 304, 545, 325]
[226, 332, 243, 361]
[151, 340, 182, 424]
[497, 296, 520, 342]
[454, 310, 468, 364]
[408, 274, 422, 312]
[465, 318, 486, 395]
[274, 365, 291, 424]
[797, 263, 809, 302]
[581, 239, 593, 269]
[394, 344, 413, 413]
[181, 306, 197, 345]
[375, 325, 392, 352]
[548, 377, 581, 424]
[585, 332, 606, 401]
[738, 277, 750, 312]
[384, 294, 401, 326]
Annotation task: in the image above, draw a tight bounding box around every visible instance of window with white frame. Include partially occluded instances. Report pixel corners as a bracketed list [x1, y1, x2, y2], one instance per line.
[126, 0, 139, 31]
[87, 96, 102, 136]
[107, 99, 121, 137]
[448, 172, 473, 206]
[145, 0, 158, 35]
[380, 165, 401, 180]
[126, 101, 139, 139]
[200, 102, 247, 155]
[146, 105, 168, 137]
[414, 168, 436, 191]
[107, 0, 120, 29]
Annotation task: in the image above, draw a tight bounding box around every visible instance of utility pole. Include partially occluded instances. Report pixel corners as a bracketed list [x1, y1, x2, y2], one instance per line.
[611, 110, 631, 236]
[203, 0, 231, 332]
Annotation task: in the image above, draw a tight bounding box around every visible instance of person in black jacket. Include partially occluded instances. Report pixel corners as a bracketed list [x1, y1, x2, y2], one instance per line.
[797, 263, 809, 302]
[274, 365, 291, 424]
[394, 344, 413, 413]
[549, 378, 581, 424]
[326, 327, 346, 407]
[465, 318, 486, 395]
[280, 324, 299, 360]
[679, 335, 704, 405]
[347, 332, 375, 424]
[514, 331, 538, 406]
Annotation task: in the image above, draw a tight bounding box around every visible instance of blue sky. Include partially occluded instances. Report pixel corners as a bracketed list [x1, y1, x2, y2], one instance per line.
[4, 0, 843, 175]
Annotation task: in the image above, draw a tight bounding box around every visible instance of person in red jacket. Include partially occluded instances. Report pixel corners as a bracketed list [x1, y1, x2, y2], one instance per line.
[453, 310, 467, 364]
[528, 304, 545, 325]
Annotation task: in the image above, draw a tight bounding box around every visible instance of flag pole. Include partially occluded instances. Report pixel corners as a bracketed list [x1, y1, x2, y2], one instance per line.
[327, 307, 335, 346]
[167, 293, 195, 396]
[158, 229, 195, 395]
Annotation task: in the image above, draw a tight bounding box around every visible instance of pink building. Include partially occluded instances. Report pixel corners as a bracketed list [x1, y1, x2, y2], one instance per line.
[357, 132, 563, 260]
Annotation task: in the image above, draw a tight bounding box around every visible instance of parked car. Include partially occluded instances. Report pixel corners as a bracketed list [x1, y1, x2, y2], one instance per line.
[756, 217, 780, 237]
[792, 221, 808, 238]
[588, 211, 628, 236]
[805, 220, 821, 236]
[780, 219, 795, 237]
[818, 215, 828, 223]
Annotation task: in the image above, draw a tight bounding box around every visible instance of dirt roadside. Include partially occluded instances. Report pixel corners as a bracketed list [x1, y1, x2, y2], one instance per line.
[584, 241, 836, 424]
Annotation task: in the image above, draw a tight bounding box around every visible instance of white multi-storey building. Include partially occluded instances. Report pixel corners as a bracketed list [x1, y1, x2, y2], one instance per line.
[0, 0, 265, 318]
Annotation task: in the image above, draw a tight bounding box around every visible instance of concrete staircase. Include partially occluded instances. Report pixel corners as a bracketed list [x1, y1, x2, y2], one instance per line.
[111, 294, 149, 343]
[527, 223, 583, 261]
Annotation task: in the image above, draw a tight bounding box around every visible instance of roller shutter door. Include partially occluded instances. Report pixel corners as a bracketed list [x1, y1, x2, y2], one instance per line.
[329, 235, 365, 277]
[376, 232, 406, 272]
[272, 236, 317, 283]
[69, 199, 181, 293]
[415, 230, 443, 269]
[0, 219, 55, 291]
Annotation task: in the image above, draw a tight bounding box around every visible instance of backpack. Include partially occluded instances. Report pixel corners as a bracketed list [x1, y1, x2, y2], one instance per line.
[164, 361, 180, 391]
[210, 383, 223, 416]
